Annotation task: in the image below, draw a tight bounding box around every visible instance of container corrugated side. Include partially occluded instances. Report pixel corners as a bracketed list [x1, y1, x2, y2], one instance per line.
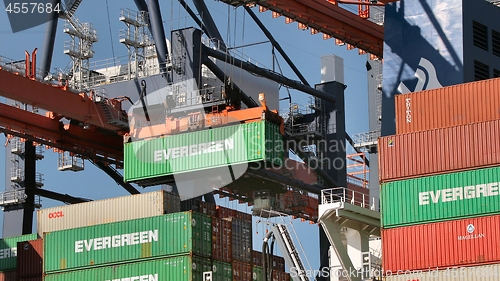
[272, 271, 290, 281]
[253, 250, 263, 267]
[37, 190, 180, 235]
[382, 263, 500, 281]
[18, 277, 42, 281]
[233, 260, 252, 281]
[382, 214, 500, 272]
[44, 255, 210, 281]
[199, 201, 216, 217]
[44, 211, 211, 273]
[0, 271, 16, 281]
[124, 120, 284, 182]
[381, 166, 500, 228]
[213, 260, 232, 281]
[0, 234, 37, 271]
[395, 77, 500, 134]
[379, 119, 500, 183]
[17, 239, 43, 278]
[272, 255, 286, 272]
[232, 218, 252, 263]
[212, 217, 232, 262]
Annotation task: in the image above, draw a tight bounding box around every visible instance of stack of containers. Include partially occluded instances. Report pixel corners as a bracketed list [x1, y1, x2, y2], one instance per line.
[215, 206, 290, 281]
[0, 234, 38, 281]
[29, 189, 290, 280]
[43, 211, 213, 280]
[379, 77, 500, 280]
[216, 205, 253, 281]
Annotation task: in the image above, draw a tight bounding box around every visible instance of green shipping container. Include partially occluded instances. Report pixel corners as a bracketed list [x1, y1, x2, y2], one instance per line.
[124, 121, 284, 182]
[44, 255, 211, 281]
[382, 166, 500, 228]
[0, 233, 38, 271]
[253, 266, 264, 281]
[213, 260, 232, 281]
[44, 211, 211, 273]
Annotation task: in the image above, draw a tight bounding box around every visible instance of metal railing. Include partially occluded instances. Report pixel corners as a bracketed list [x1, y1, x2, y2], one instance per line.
[0, 190, 27, 206]
[353, 130, 380, 146]
[0, 54, 78, 92]
[321, 187, 379, 212]
[0, 189, 42, 208]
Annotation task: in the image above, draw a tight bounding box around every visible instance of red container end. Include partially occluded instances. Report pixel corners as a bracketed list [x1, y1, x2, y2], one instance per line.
[17, 239, 43, 278]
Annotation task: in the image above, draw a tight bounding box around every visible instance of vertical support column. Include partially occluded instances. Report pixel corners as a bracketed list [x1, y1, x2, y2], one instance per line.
[366, 58, 381, 206]
[39, 0, 60, 78]
[315, 81, 347, 281]
[22, 141, 36, 234]
[146, 0, 170, 80]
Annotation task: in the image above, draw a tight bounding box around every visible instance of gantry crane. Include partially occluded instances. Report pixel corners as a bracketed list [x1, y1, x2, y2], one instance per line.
[0, 0, 393, 279]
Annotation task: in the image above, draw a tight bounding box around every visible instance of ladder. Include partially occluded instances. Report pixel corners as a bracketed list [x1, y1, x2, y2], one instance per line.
[258, 211, 313, 281]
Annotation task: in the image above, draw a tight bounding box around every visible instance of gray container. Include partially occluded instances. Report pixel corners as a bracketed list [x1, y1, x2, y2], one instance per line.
[37, 190, 180, 235]
[232, 218, 252, 263]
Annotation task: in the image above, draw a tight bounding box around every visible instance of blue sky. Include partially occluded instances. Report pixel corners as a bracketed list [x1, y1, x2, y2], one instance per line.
[0, 0, 371, 271]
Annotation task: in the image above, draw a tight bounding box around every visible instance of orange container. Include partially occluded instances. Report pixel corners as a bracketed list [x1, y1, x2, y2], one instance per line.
[382, 214, 500, 272]
[17, 239, 43, 278]
[379, 119, 500, 182]
[395, 77, 500, 134]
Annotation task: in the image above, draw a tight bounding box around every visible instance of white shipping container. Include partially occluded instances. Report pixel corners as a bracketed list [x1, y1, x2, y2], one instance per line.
[382, 264, 500, 281]
[37, 190, 180, 235]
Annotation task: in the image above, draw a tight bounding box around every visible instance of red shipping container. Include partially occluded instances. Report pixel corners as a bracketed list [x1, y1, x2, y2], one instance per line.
[252, 250, 286, 271]
[0, 271, 16, 281]
[216, 205, 236, 220]
[395, 77, 500, 134]
[19, 277, 43, 281]
[17, 238, 43, 278]
[199, 201, 216, 217]
[253, 250, 263, 267]
[272, 271, 290, 281]
[379, 119, 500, 182]
[382, 214, 500, 272]
[272, 255, 286, 272]
[233, 260, 252, 281]
[212, 217, 232, 262]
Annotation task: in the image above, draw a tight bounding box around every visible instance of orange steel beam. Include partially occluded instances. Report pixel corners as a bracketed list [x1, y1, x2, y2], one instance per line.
[0, 69, 127, 133]
[0, 103, 123, 163]
[256, 0, 384, 57]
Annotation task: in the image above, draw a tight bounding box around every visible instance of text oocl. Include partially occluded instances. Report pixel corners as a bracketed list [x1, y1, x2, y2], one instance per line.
[48, 211, 63, 219]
